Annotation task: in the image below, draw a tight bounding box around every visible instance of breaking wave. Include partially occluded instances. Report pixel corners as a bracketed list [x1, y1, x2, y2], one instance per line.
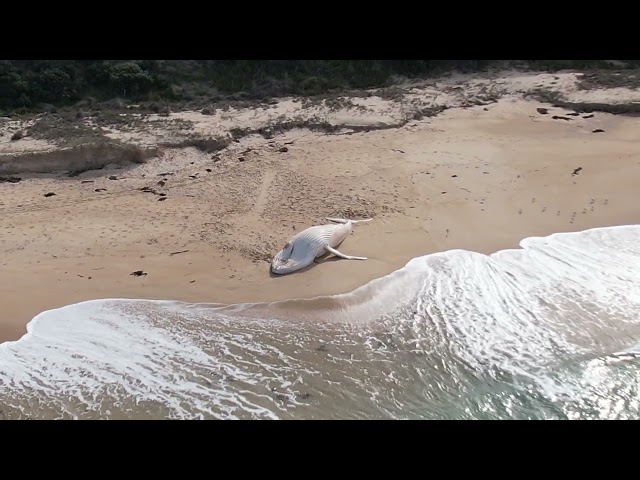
[1, 225, 639, 419]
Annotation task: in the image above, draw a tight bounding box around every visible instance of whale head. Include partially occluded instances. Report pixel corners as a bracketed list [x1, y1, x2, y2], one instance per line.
[271, 241, 311, 275]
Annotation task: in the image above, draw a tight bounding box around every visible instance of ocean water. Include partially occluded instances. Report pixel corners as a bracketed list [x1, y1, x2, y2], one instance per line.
[0, 225, 639, 420]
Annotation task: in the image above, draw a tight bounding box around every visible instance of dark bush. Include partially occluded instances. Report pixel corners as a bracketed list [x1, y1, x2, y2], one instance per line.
[0, 62, 32, 108]
[106, 62, 154, 99]
[32, 66, 80, 104]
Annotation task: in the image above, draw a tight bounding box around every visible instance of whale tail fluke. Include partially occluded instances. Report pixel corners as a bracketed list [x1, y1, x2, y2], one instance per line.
[325, 217, 373, 225]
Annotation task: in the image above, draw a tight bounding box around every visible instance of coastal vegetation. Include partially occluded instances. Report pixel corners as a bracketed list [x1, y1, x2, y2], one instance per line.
[2, 60, 638, 115]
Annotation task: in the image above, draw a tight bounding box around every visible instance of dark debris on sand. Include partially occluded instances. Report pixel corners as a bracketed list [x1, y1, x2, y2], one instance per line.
[10, 131, 25, 141]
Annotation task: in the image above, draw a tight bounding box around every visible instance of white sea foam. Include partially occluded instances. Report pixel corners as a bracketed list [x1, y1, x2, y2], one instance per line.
[0, 225, 638, 419]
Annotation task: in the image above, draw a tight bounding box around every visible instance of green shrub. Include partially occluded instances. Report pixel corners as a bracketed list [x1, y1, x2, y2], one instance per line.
[107, 62, 154, 98]
[32, 66, 80, 103]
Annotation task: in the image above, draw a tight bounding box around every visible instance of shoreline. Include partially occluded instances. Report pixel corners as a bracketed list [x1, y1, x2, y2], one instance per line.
[2, 221, 638, 347]
[2, 70, 639, 343]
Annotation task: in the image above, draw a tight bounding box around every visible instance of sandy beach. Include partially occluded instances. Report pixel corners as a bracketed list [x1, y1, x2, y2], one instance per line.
[1, 69, 639, 343]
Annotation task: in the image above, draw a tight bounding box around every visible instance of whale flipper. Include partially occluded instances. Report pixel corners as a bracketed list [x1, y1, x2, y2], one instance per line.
[324, 245, 367, 261]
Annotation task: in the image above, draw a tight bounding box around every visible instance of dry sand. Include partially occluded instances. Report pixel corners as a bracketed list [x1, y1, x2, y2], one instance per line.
[1, 70, 639, 342]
